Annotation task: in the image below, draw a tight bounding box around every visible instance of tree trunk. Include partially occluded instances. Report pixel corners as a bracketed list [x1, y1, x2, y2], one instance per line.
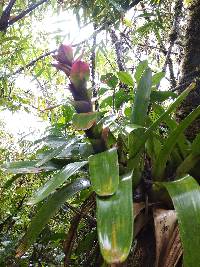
[178, 0, 200, 139]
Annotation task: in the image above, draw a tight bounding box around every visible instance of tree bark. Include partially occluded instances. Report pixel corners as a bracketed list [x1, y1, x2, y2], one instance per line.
[178, 0, 200, 139]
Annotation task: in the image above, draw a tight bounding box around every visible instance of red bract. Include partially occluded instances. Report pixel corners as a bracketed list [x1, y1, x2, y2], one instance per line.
[54, 44, 73, 66]
[70, 61, 90, 88]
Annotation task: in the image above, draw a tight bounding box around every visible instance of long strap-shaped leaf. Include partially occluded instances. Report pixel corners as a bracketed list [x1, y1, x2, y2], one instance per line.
[16, 178, 90, 257]
[162, 175, 200, 267]
[96, 172, 133, 264]
[130, 67, 152, 125]
[1, 160, 58, 174]
[153, 103, 188, 159]
[153, 105, 200, 180]
[129, 68, 152, 185]
[129, 83, 195, 159]
[176, 133, 200, 177]
[35, 137, 79, 167]
[27, 161, 88, 205]
[89, 147, 119, 196]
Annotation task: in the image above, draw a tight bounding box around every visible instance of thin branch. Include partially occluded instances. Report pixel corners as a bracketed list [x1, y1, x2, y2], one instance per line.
[0, 49, 56, 80]
[12, 49, 56, 75]
[8, 0, 48, 26]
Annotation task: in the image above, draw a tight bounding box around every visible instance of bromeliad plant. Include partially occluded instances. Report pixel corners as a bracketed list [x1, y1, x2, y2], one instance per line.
[2, 44, 200, 266]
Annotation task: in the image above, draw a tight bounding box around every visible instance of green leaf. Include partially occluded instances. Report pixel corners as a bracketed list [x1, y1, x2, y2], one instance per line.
[131, 67, 152, 125]
[3, 174, 22, 189]
[176, 153, 200, 177]
[134, 60, 148, 84]
[72, 112, 99, 130]
[31, 68, 45, 82]
[146, 134, 162, 163]
[27, 161, 88, 205]
[152, 103, 189, 158]
[1, 160, 57, 174]
[162, 175, 200, 267]
[16, 178, 90, 257]
[35, 143, 66, 167]
[153, 104, 200, 180]
[129, 67, 152, 164]
[34, 135, 67, 148]
[100, 95, 112, 109]
[96, 172, 133, 264]
[191, 133, 200, 155]
[129, 82, 195, 159]
[35, 138, 78, 167]
[114, 90, 130, 109]
[150, 90, 177, 103]
[176, 133, 200, 177]
[151, 71, 165, 86]
[89, 148, 119, 196]
[117, 71, 133, 87]
[101, 73, 118, 88]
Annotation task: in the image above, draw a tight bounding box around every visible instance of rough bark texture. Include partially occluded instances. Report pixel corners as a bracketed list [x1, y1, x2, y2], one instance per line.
[178, 0, 200, 139]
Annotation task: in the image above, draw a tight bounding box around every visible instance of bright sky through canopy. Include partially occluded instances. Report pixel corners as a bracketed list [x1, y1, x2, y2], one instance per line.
[0, 9, 94, 142]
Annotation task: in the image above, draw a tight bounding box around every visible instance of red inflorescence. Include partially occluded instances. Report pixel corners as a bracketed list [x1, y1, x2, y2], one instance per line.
[70, 61, 90, 88]
[55, 44, 74, 66]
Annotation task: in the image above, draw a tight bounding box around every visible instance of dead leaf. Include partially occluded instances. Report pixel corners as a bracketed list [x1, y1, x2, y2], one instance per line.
[153, 208, 182, 267]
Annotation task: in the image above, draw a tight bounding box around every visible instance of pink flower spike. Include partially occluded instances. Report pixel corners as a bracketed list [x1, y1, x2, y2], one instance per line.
[56, 44, 74, 66]
[70, 61, 90, 88]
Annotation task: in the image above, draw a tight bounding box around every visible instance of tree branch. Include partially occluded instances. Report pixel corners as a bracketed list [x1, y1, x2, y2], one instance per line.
[63, 202, 96, 225]
[0, 0, 48, 32]
[0, 0, 16, 32]
[9, 0, 49, 27]
[63, 194, 95, 267]
[1, 49, 56, 79]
